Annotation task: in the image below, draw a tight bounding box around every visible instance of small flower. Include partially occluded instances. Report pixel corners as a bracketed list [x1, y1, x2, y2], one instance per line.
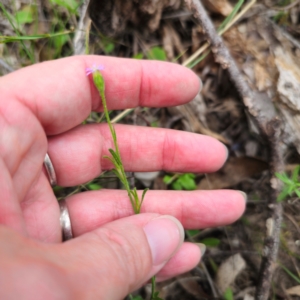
[86, 64, 105, 76]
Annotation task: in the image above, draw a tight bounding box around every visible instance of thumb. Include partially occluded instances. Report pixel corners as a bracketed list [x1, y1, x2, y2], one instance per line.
[59, 214, 184, 299]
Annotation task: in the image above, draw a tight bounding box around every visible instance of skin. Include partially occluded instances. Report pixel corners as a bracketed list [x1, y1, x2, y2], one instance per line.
[0, 56, 246, 299]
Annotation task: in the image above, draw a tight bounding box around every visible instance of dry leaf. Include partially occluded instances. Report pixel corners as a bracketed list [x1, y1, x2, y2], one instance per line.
[202, 0, 233, 16]
[216, 253, 246, 293]
[286, 285, 300, 296]
[198, 157, 268, 190]
[275, 48, 300, 111]
[254, 62, 273, 92]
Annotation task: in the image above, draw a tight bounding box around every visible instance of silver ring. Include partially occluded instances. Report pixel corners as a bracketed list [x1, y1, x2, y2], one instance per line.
[59, 199, 73, 241]
[44, 153, 57, 186]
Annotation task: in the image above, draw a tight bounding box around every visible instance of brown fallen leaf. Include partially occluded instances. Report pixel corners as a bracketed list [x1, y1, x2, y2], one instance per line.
[198, 156, 268, 190]
[202, 0, 233, 16]
[215, 253, 246, 294]
[286, 285, 300, 296]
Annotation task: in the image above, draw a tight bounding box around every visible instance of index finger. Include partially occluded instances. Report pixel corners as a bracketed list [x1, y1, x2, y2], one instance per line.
[0, 56, 201, 135]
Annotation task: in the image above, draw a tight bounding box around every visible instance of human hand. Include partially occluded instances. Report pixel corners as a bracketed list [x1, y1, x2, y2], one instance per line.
[0, 56, 246, 299]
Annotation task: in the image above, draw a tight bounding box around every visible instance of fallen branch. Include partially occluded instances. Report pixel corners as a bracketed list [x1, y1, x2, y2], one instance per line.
[255, 119, 283, 300]
[185, 1, 284, 299]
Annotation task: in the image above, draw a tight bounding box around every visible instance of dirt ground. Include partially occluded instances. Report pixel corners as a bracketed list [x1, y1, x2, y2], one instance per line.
[1, 0, 300, 299]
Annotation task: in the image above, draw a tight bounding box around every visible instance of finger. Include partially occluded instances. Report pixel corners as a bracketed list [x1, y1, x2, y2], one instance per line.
[66, 189, 246, 236]
[0, 56, 201, 135]
[0, 99, 47, 203]
[58, 214, 185, 299]
[0, 159, 26, 235]
[22, 173, 61, 243]
[47, 124, 228, 186]
[156, 242, 202, 281]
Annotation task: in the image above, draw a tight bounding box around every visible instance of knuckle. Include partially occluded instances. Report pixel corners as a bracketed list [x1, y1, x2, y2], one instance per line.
[97, 227, 150, 285]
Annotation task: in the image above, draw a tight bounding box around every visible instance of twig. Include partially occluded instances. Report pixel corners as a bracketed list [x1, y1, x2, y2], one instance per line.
[182, 0, 256, 67]
[185, 0, 254, 118]
[255, 120, 283, 300]
[185, 2, 284, 299]
[73, 0, 91, 55]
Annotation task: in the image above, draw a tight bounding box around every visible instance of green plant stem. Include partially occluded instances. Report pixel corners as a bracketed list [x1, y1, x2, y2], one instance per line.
[92, 70, 144, 214]
[91, 69, 160, 299]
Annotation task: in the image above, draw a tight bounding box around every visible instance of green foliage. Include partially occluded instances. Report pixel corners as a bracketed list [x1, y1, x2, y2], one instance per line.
[50, 0, 79, 13]
[0, 31, 72, 43]
[275, 165, 300, 202]
[218, 0, 244, 32]
[200, 237, 221, 247]
[164, 173, 196, 190]
[52, 29, 70, 56]
[223, 287, 234, 300]
[103, 42, 115, 54]
[129, 296, 143, 300]
[186, 229, 200, 237]
[147, 46, 167, 61]
[150, 276, 163, 300]
[15, 5, 34, 25]
[0, 3, 34, 62]
[208, 257, 218, 273]
[87, 183, 102, 190]
[272, 11, 289, 24]
[133, 53, 144, 59]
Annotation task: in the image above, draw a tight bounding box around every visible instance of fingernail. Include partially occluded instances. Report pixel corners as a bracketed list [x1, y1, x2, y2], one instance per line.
[195, 243, 206, 257]
[223, 144, 229, 160]
[143, 216, 184, 266]
[239, 191, 247, 202]
[198, 76, 203, 93]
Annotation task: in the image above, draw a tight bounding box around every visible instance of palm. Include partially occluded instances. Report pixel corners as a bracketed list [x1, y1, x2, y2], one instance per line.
[0, 56, 245, 252]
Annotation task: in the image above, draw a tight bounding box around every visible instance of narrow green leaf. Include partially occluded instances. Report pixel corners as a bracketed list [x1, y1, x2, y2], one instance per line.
[280, 264, 300, 284]
[200, 237, 221, 247]
[218, 0, 244, 32]
[287, 184, 295, 195]
[292, 165, 300, 182]
[140, 188, 149, 209]
[141, 188, 149, 203]
[130, 188, 140, 208]
[277, 185, 291, 202]
[0, 3, 34, 62]
[108, 149, 122, 167]
[0, 31, 72, 43]
[188, 50, 210, 68]
[103, 155, 117, 166]
[275, 172, 293, 185]
[294, 189, 300, 198]
[110, 168, 119, 177]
